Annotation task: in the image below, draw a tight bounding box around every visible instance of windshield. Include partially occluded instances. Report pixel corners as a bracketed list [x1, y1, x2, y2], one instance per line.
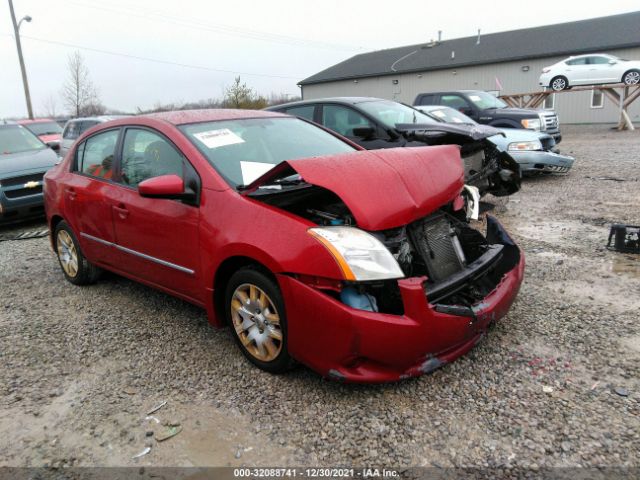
[180, 117, 356, 187]
[0, 125, 47, 155]
[23, 121, 62, 136]
[357, 100, 437, 128]
[426, 106, 477, 125]
[466, 92, 508, 109]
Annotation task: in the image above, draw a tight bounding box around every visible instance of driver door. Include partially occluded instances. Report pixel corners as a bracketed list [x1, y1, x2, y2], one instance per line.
[110, 127, 202, 301]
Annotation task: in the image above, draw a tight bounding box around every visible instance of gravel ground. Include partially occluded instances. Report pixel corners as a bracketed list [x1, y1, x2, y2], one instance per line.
[0, 125, 639, 471]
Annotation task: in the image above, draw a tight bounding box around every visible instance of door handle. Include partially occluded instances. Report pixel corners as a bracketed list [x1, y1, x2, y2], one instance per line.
[65, 187, 77, 200]
[113, 204, 129, 219]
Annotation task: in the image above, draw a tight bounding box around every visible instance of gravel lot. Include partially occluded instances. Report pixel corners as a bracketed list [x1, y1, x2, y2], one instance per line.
[1, 125, 639, 471]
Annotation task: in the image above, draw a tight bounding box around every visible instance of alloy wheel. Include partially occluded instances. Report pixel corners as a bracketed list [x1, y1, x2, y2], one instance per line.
[230, 283, 283, 362]
[551, 78, 567, 91]
[624, 71, 640, 85]
[56, 230, 78, 278]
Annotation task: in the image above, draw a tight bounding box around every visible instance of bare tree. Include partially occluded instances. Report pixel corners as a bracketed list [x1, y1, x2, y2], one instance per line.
[223, 76, 267, 109]
[41, 94, 58, 118]
[61, 51, 100, 117]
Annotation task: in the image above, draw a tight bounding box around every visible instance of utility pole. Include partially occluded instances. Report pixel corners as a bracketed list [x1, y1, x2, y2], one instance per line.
[8, 0, 34, 119]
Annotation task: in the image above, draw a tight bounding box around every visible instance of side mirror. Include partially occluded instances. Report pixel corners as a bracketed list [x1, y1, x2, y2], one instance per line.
[459, 107, 473, 116]
[608, 60, 617, 65]
[352, 126, 376, 139]
[138, 174, 185, 199]
[47, 142, 60, 152]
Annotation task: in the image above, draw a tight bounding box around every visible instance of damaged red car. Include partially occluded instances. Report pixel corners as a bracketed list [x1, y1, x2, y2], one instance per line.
[44, 109, 524, 383]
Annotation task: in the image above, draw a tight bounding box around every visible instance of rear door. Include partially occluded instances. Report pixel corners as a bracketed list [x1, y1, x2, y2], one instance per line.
[109, 127, 202, 300]
[64, 128, 121, 264]
[587, 55, 618, 83]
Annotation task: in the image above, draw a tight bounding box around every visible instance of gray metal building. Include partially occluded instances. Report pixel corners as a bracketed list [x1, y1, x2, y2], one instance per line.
[299, 12, 640, 124]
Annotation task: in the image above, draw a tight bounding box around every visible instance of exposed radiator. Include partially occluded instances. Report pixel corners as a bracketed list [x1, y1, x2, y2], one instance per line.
[409, 213, 466, 282]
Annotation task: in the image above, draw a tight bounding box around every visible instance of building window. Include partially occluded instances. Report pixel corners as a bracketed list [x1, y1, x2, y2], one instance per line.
[543, 93, 555, 110]
[591, 89, 604, 109]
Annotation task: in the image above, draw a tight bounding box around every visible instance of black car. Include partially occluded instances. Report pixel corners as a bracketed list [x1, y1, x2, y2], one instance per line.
[0, 124, 59, 223]
[267, 97, 520, 197]
[413, 90, 561, 143]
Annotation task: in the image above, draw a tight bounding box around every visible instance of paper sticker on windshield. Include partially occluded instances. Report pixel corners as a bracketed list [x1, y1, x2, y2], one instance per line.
[469, 95, 481, 102]
[193, 129, 244, 149]
[240, 161, 274, 185]
[431, 110, 446, 118]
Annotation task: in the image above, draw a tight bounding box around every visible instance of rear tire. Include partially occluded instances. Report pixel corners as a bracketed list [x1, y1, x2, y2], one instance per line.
[225, 267, 294, 373]
[550, 76, 568, 91]
[622, 70, 640, 85]
[54, 221, 102, 285]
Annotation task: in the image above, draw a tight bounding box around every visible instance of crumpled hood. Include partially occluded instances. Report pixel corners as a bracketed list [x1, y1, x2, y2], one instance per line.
[0, 148, 59, 178]
[395, 122, 503, 141]
[246, 145, 465, 231]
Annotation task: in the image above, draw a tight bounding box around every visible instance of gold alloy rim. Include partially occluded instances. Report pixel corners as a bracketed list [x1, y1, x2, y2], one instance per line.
[56, 230, 78, 277]
[231, 283, 283, 362]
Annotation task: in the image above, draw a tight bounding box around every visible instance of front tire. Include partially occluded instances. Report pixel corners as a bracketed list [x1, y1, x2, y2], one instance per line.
[225, 267, 294, 373]
[54, 221, 102, 285]
[550, 76, 568, 91]
[622, 70, 640, 85]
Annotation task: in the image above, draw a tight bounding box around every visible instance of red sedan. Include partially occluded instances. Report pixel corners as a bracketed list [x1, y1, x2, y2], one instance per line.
[17, 118, 63, 152]
[44, 109, 524, 383]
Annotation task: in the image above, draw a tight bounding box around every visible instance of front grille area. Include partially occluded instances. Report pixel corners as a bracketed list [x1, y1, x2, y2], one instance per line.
[4, 185, 43, 198]
[1, 172, 44, 188]
[409, 214, 465, 282]
[541, 113, 559, 131]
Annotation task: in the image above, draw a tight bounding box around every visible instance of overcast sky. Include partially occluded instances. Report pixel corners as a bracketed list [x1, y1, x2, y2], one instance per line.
[1, 0, 638, 118]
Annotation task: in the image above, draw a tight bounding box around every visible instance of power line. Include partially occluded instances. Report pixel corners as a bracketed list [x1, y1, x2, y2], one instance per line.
[63, 0, 362, 52]
[2, 33, 306, 80]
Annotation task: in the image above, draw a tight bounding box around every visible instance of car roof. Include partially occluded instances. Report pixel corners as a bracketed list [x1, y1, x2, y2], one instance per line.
[267, 97, 393, 110]
[67, 115, 128, 123]
[16, 118, 56, 124]
[141, 108, 287, 126]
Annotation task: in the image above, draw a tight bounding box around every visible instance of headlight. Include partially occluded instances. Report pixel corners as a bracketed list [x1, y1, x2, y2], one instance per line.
[508, 140, 543, 151]
[308, 227, 404, 281]
[521, 118, 541, 130]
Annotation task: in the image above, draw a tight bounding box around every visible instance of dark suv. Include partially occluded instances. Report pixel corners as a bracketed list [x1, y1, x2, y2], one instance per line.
[413, 90, 561, 143]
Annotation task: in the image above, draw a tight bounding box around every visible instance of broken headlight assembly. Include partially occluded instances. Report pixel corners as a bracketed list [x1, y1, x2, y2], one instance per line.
[508, 140, 542, 151]
[308, 227, 404, 281]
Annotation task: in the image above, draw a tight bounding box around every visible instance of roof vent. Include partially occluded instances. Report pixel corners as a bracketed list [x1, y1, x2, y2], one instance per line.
[451, 50, 455, 59]
[476, 29, 481, 45]
[438, 30, 442, 42]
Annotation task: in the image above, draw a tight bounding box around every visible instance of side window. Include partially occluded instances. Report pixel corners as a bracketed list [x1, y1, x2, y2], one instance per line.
[440, 95, 469, 110]
[78, 129, 119, 179]
[63, 121, 79, 140]
[321, 105, 372, 137]
[284, 105, 315, 122]
[589, 56, 609, 65]
[566, 58, 587, 66]
[120, 129, 185, 187]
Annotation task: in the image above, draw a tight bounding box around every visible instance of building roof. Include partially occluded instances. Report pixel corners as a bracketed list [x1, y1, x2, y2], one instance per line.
[299, 11, 640, 86]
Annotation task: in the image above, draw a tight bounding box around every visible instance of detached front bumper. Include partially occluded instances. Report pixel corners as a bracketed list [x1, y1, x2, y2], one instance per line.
[510, 150, 574, 174]
[279, 216, 525, 383]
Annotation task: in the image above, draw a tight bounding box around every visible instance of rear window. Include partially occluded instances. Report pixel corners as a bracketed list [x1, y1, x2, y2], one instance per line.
[62, 121, 81, 140]
[0, 125, 46, 155]
[416, 94, 435, 106]
[23, 121, 62, 136]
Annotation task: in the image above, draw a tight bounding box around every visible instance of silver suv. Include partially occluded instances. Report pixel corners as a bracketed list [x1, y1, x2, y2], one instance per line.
[60, 116, 128, 158]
